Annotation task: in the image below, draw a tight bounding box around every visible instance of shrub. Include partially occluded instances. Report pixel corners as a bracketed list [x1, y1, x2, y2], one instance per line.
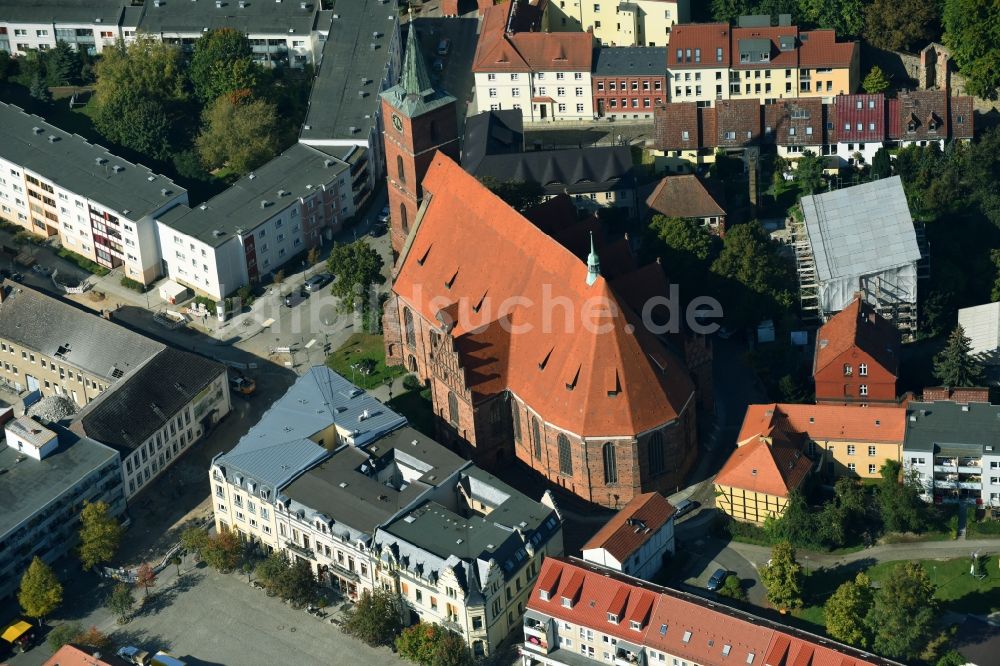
[402, 374, 422, 392]
[57, 248, 110, 276]
[120, 276, 147, 293]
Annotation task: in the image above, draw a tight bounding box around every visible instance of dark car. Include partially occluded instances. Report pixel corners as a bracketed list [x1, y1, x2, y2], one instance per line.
[304, 273, 333, 292]
[283, 290, 309, 307]
[707, 568, 729, 591]
[673, 498, 697, 518]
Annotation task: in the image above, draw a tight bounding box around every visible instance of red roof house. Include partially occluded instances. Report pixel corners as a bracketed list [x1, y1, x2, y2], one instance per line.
[581, 492, 676, 579]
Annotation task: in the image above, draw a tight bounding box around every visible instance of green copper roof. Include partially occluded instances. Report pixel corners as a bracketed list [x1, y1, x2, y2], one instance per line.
[380, 26, 456, 119]
[400, 22, 433, 97]
[587, 231, 601, 286]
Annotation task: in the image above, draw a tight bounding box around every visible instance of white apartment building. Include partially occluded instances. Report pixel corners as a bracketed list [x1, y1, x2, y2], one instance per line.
[0, 0, 130, 56]
[545, 0, 689, 47]
[0, 103, 187, 285]
[665, 23, 731, 104]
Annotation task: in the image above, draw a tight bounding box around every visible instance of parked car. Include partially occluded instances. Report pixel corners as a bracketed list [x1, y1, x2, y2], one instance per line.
[117, 646, 152, 665]
[30, 264, 49, 275]
[230, 375, 256, 396]
[437, 38, 451, 56]
[432, 58, 445, 73]
[283, 290, 309, 308]
[304, 272, 333, 292]
[370, 222, 387, 237]
[377, 205, 390, 223]
[673, 498, 697, 518]
[707, 568, 729, 591]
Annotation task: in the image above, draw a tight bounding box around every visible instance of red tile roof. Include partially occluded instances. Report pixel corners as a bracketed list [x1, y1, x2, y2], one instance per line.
[44, 645, 130, 666]
[646, 174, 726, 219]
[473, 3, 592, 73]
[713, 99, 762, 147]
[814, 298, 900, 378]
[736, 403, 907, 446]
[527, 558, 897, 666]
[667, 23, 731, 68]
[763, 98, 825, 146]
[731, 26, 799, 68]
[393, 154, 695, 436]
[833, 94, 885, 143]
[891, 89, 950, 141]
[581, 492, 676, 562]
[714, 426, 812, 498]
[653, 102, 700, 151]
[798, 30, 857, 68]
[950, 96, 974, 139]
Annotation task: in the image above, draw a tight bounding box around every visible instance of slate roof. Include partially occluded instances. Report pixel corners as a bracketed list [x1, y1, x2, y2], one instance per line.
[646, 173, 726, 219]
[958, 302, 1000, 358]
[592, 47, 668, 76]
[461, 110, 524, 174]
[470, 145, 635, 196]
[72, 348, 226, 454]
[299, 0, 398, 144]
[0, 0, 125, 25]
[799, 177, 920, 283]
[0, 282, 165, 383]
[903, 400, 1000, 454]
[581, 492, 675, 562]
[814, 297, 901, 377]
[157, 143, 348, 247]
[0, 103, 185, 220]
[136, 0, 318, 34]
[393, 154, 696, 436]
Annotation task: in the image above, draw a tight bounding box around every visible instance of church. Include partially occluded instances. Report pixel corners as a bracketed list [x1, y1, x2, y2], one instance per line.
[379, 30, 711, 508]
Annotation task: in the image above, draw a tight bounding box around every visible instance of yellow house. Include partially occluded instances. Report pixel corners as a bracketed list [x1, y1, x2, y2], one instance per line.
[546, 0, 690, 46]
[797, 30, 859, 98]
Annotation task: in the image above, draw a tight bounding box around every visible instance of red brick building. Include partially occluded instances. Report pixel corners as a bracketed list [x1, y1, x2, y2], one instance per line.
[592, 47, 667, 121]
[384, 154, 712, 508]
[813, 297, 900, 405]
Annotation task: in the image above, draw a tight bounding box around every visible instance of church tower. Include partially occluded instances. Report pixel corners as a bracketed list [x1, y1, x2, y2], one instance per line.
[380, 24, 460, 258]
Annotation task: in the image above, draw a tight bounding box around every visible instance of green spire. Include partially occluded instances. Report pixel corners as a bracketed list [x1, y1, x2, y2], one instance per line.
[586, 231, 600, 286]
[399, 23, 433, 99]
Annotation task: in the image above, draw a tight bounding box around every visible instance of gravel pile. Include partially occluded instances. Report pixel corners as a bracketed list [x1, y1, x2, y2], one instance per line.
[27, 395, 78, 422]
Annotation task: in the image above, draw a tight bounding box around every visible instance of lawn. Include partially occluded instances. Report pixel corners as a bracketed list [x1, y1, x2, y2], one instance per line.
[325, 332, 403, 390]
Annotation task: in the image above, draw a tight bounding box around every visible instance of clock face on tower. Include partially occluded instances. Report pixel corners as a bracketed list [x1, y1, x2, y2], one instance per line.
[391, 113, 403, 132]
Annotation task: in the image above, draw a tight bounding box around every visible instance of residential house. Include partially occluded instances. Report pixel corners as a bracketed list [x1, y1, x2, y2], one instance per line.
[797, 29, 860, 98]
[666, 23, 731, 104]
[0, 102, 187, 285]
[645, 173, 727, 234]
[813, 297, 901, 406]
[888, 89, 974, 148]
[473, 2, 594, 123]
[903, 400, 1000, 508]
[592, 47, 667, 120]
[546, 0, 690, 46]
[729, 22, 800, 102]
[829, 93, 887, 167]
[581, 492, 676, 580]
[762, 97, 827, 158]
[520, 557, 902, 666]
[0, 416, 124, 600]
[44, 644, 131, 666]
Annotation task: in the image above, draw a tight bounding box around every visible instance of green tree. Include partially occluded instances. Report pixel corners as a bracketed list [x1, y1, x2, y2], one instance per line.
[170, 555, 182, 577]
[871, 147, 892, 180]
[195, 94, 280, 174]
[29, 74, 51, 103]
[646, 215, 718, 276]
[180, 526, 210, 560]
[938, 650, 970, 666]
[943, 0, 1000, 100]
[74, 626, 112, 653]
[18, 557, 63, 625]
[0, 51, 16, 82]
[815, 502, 847, 549]
[135, 562, 156, 598]
[992, 250, 1000, 301]
[862, 66, 891, 94]
[824, 572, 874, 647]
[106, 582, 135, 624]
[326, 240, 385, 314]
[277, 559, 319, 606]
[343, 588, 403, 647]
[933, 324, 985, 387]
[78, 500, 123, 570]
[44, 41, 81, 87]
[865, 562, 938, 660]
[201, 530, 242, 572]
[46, 622, 83, 651]
[97, 91, 172, 160]
[776, 373, 808, 403]
[397, 622, 473, 666]
[255, 551, 291, 596]
[760, 542, 803, 610]
[190, 28, 258, 103]
[711, 0, 753, 22]
[478, 176, 545, 212]
[710, 221, 795, 329]
[766, 490, 817, 548]
[877, 460, 925, 533]
[798, 0, 865, 37]
[717, 574, 747, 602]
[865, 0, 941, 51]
[794, 150, 825, 194]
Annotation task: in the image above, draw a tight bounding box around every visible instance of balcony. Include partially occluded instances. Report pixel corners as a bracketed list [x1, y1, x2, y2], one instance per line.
[959, 480, 982, 490]
[934, 465, 956, 473]
[523, 621, 547, 642]
[614, 650, 644, 666]
[284, 541, 315, 559]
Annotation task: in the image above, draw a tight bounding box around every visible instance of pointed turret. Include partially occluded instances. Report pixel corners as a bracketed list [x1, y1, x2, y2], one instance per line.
[398, 20, 434, 101]
[586, 231, 600, 286]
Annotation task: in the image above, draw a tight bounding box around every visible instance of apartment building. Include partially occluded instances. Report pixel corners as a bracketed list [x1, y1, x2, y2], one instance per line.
[71, 348, 230, 499]
[581, 492, 675, 580]
[473, 2, 594, 123]
[728, 23, 799, 101]
[0, 0, 130, 56]
[829, 93, 887, 166]
[545, 0, 690, 47]
[666, 23, 731, 104]
[887, 89, 975, 149]
[904, 400, 1000, 508]
[521, 557, 903, 666]
[156, 144, 349, 299]
[592, 47, 667, 120]
[0, 416, 125, 600]
[0, 103, 187, 285]
[797, 29, 860, 99]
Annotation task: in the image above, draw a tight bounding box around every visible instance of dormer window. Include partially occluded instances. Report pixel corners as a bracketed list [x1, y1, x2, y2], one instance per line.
[561, 596, 572, 608]
[629, 620, 642, 631]
[607, 612, 619, 623]
[539, 590, 550, 601]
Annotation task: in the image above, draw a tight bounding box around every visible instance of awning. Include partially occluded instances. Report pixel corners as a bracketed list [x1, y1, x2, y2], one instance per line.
[2, 620, 31, 643]
[531, 96, 555, 103]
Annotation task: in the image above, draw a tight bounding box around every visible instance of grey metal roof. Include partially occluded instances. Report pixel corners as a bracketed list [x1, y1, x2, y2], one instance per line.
[0, 103, 186, 220]
[0, 282, 165, 383]
[136, 0, 318, 35]
[903, 401, 1000, 454]
[0, 424, 119, 539]
[0, 0, 125, 25]
[283, 426, 468, 534]
[958, 302, 1000, 359]
[73, 347, 226, 454]
[470, 145, 635, 196]
[592, 46, 667, 76]
[461, 110, 524, 174]
[158, 143, 348, 247]
[299, 0, 398, 143]
[800, 177, 921, 283]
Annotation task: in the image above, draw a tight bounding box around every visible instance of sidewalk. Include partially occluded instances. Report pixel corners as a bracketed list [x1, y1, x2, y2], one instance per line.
[727, 537, 1000, 569]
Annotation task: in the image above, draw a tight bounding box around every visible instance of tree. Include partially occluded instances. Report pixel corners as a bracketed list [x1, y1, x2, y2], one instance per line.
[46, 622, 82, 652]
[862, 66, 891, 94]
[933, 325, 985, 387]
[29, 75, 51, 103]
[255, 551, 291, 596]
[766, 490, 817, 548]
[824, 572, 874, 647]
[815, 501, 847, 549]
[190, 28, 258, 103]
[717, 574, 747, 602]
[943, 0, 1000, 100]
[865, 0, 941, 51]
[938, 650, 970, 666]
[343, 588, 403, 647]
[0, 51, 16, 82]
[180, 526, 210, 560]
[798, 0, 866, 38]
[326, 240, 385, 314]
[759, 542, 803, 610]
[396, 623, 472, 666]
[794, 150, 825, 194]
[135, 562, 156, 598]
[74, 626, 112, 653]
[865, 561, 937, 660]
[98, 91, 172, 160]
[277, 559, 319, 606]
[877, 460, 925, 534]
[78, 500, 123, 570]
[307, 246, 321, 266]
[871, 148, 892, 180]
[478, 176, 545, 212]
[106, 582, 135, 624]
[710, 221, 795, 329]
[44, 41, 81, 87]
[18, 557, 63, 625]
[196, 95, 280, 175]
[646, 215, 719, 281]
[201, 530, 242, 572]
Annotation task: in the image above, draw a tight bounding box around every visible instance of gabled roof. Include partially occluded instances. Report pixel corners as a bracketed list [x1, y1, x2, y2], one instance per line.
[667, 23, 731, 68]
[593, 46, 668, 76]
[646, 173, 726, 219]
[714, 426, 811, 497]
[814, 297, 901, 377]
[43, 644, 131, 666]
[652, 102, 701, 151]
[763, 97, 825, 146]
[713, 99, 762, 147]
[737, 403, 907, 447]
[888, 90, 950, 141]
[461, 110, 524, 173]
[470, 145, 635, 196]
[581, 492, 676, 562]
[832, 94, 885, 144]
[732, 26, 799, 69]
[950, 96, 975, 140]
[798, 29, 857, 68]
[473, 3, 591, 73]
[393, 154, 695, 436]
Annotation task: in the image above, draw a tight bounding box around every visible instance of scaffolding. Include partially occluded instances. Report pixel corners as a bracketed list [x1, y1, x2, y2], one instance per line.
[791, 210, 821, 323]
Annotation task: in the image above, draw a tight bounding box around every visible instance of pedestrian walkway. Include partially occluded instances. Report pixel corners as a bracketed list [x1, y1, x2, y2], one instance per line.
[727, 537, 1000, 569]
